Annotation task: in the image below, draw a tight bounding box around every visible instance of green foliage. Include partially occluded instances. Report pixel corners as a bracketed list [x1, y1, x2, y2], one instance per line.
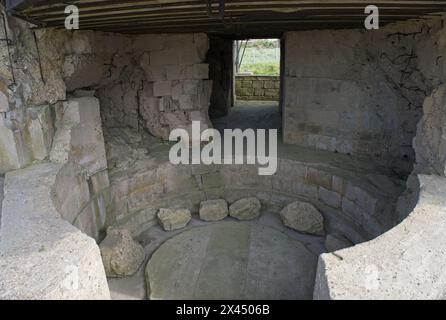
[240, 62, 280, 76]
[237, 39, 280, 76]
[244, 39, 279, 49]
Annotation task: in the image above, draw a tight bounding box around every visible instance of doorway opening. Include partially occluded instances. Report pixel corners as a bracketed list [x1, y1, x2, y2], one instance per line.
[208, 38, 283, 134]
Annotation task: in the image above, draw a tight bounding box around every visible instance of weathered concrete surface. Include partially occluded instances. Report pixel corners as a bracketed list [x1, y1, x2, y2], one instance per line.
[413, 84, 446, 176]
[199, 199, 228, 221]
[0, 175, 3, 225]
[280, 200, 325, 236]
[51, 97, 107, 176]
[324, 233, 353, 252]
[25, 105, 54, 161]
[146, 221, 317, 300]
[108, 211, 326, 300]
[314, 174, 446, 300]
[106, 124, 404, 244]
[283, 17, 445, 162]
[99, 228, 145, 278]
[0, 163, 110, 299]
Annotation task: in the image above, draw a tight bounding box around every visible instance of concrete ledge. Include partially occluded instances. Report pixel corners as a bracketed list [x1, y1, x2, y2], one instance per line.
[107, 133, 404, 244]
[0, 163, 110, 299]
[314, 174, 446, 299]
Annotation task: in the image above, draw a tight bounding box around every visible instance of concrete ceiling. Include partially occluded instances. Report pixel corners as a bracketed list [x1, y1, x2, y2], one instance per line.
[5, 0, 446, 37]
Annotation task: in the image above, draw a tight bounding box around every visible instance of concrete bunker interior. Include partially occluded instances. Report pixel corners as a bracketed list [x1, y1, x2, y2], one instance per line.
[1, 1, 446, 300]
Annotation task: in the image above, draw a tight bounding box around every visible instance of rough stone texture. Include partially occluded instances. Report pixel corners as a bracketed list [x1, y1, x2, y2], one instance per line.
[0, 163, 110, 299]
[106, 126, 403, 243]
[146, 222, 317, 299]
[25, 105, 54, 161]
[157, 208, 192, 231]
[99, 227, 145, 278]
[413, 84, 446, 176]
[229, 197, 261, 221]
[236, 76, 280, 101]
[283, 17, 445, 162]
[199, 199, 228, 222]
[0, 175, 3, 220]
[0, 115, 30, 173]
[0, 11, 212, 173]
[314, 174, 446, 300]
[0, 103, 55, 173]
[325, 233, 353, 252]
[280, 201, 325, 236]
[99, 32, 212, 140]
[50, 97, 107, 176]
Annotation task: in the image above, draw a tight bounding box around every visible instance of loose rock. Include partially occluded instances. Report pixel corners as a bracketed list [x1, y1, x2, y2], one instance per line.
[99, 227, 145, 278]
[199, 199, 228, 221]
[280, 201, 325, 235]
[158, 207, 192, 231]
[229, 197, 261, 220]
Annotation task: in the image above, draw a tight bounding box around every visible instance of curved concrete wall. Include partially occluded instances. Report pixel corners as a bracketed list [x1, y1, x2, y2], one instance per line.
[107, 134, 404, 245]
[314, 174, 446, 299]
[0, 163, 110, 299]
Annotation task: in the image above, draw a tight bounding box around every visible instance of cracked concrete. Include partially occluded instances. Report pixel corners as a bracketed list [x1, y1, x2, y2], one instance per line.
[108, 211, 324, 300]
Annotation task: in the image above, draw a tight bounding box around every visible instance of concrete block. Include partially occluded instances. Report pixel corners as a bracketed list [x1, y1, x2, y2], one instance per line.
[133, 34, 165, 51]
[332, 176, 346, 195]
[50, 97, 107, 176]
[183, 80, 200, 95]
[0, 115, 31, 173]
[193, 64, 209, 79]
[54, 162, 91, 225]
[153, 81, 172, 97]
[307, 168, 332, 190]
[319, 187, 341, 208]
[150, 49, 179, 66]
[25, 105, 54, 161]
[179, 47, 202, 65]
[178, 94, 196, 110]
[89, 169, 110, 195]
[171, 81, 183, 99]
[0, 82, 10, 112]
[193, 33, 209, 60]
[0, 163, 110, 299]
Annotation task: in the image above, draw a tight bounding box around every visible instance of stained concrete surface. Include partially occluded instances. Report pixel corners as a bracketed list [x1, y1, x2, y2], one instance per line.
[212, 100, 281, 132]
[108, 212, 325, 300]
[0, 175, 3, 229]
[146, 221, 317, 300]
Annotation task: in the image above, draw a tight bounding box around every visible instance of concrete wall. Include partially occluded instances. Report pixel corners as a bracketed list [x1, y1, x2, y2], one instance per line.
[0, 10, 113, 299]
[208, 37, 233, 118]
[313, 15, 446, 300]
[283, 17, 445, 163]
[0, 163, 110, 299]
[105, 127, 404, 243]
[236, 75, 280, 101]
[98, 33, 212, 140]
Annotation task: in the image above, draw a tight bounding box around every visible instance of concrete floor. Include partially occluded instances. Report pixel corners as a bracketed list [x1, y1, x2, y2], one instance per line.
[108, 212, 325, 300]
[212, 100, 281, 132]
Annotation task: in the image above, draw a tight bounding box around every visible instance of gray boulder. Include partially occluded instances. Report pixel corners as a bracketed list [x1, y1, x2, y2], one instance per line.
[199, 199, 228, 221]
[229, 197, 261, 220]
[99, 227, 145, 278]
[280, 201, 324, 235]
[158, 208, 191, 231]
